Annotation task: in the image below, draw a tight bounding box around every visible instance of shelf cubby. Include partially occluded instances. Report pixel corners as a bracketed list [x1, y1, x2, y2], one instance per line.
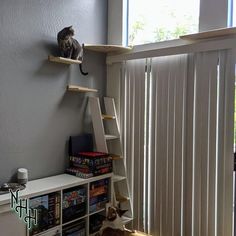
[89, 178, 110, 214]
[62, 184, 87, 224]
[89, 210, 106, 235]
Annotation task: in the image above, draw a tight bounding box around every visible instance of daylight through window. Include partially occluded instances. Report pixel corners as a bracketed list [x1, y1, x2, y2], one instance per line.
[128, 0, 200, 45]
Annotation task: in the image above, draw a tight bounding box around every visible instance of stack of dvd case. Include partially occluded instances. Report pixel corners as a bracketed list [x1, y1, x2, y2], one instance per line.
[66, 152, 112, 178]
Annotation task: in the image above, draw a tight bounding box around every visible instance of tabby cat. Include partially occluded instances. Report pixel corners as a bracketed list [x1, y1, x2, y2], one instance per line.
[57, 26, 88, 75]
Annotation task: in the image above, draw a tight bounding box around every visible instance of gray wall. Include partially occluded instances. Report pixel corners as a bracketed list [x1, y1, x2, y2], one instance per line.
[0, 0, 108, 184]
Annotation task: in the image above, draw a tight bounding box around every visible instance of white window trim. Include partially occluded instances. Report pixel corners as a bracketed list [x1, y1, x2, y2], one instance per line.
[107, 0, 128, 45]
[199, 0, 228, 31]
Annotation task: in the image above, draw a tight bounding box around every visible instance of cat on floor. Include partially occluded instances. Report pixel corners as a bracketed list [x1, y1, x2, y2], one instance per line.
[97, 206, 127, 236]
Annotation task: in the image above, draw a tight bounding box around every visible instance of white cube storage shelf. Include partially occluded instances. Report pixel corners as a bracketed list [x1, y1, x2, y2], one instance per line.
[0, 173, 113, 236]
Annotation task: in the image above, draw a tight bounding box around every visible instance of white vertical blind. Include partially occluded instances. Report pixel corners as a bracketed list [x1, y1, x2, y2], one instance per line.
[121, 50, 234, 236]
[184, 50, 235, 236]
[216, 50, 235, 236]
[190, 51, 219, 236]
[148, 54, 188, 236]
[120, 58, 146, 230]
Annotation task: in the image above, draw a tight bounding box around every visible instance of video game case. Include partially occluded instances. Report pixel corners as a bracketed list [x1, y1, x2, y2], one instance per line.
[71, 162, 112, 171]
[66, 168, 94, 179]
[48, 194, 55, 226]
[90, 186, 108, 198]
[90, 194, 109, 205]
[68, 166, 112, 176]
[69, 156, 112, 166]
[90, 179, 109, 189]
[63, 187, 86, 209]
[78, 151, 109, 158]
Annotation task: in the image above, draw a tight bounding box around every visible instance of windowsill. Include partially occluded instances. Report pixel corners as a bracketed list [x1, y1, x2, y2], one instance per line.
[107, 27, 236, 64]
[128, 38, 189, 54]
[129, 27, 236, 54]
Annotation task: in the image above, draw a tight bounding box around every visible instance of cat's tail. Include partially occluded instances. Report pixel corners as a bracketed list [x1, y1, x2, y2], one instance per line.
[79, 63, 88, 76]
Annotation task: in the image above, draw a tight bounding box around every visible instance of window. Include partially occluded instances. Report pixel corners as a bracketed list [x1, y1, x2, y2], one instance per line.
[232, 0, 236, 26]
[128, 0, 200, 45]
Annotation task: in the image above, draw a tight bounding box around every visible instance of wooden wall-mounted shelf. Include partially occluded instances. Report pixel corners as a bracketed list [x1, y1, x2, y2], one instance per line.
[48, 55, 82, 65]
[84, 44, 132, 53]
[180, 27, 236, 41]
[67, 85, 98, 93]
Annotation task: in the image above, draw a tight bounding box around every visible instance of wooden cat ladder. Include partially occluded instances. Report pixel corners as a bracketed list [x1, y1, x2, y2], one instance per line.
[89, 97, 133, 225]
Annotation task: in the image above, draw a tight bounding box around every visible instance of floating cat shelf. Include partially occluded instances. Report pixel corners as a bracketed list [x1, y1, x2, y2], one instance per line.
[67, 85, 98, 93]
[48, 55, 82, 65]
[84, 44, 132, 53]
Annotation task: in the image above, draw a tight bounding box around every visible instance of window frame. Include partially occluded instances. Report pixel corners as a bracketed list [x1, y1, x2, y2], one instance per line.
[107, 0, 230, 47]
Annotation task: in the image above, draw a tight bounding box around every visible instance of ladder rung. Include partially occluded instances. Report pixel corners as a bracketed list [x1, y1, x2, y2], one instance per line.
[122, 216, 133, 225]
[102, 114, 116, 120]
[116, 194, 130, 203]
[110, 154, 123, 160]
[125, 229, 151, 236]
[113, 175, 126, 182]
[105, 135, 119, 140]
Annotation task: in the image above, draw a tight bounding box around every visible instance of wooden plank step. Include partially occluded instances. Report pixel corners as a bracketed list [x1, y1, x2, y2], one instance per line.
[109, 154, 123, 160]
[113, 175, 126, 182]
[102, 114, 116, 120]
[125, 229, 151, 236]
[116, 194, 130, 203]
[122, 216, 133, 225]
[105, 134, 119, 140]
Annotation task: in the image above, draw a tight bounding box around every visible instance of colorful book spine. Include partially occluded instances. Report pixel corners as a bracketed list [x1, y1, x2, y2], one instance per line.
[55, 193, 60, 225]
[69, 156, 112, 166]
[66, 168, 94, 178]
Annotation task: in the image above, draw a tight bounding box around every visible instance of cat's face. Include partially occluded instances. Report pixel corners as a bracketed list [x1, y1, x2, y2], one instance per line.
[65, 26, 74, 37]
[107, 206, 127, 221]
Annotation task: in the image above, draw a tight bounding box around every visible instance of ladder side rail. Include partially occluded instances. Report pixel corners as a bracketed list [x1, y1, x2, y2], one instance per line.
[89, 97, 108, 153]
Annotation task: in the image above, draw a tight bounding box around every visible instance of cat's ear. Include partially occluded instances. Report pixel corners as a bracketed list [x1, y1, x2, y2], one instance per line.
[69, 25, 73, 29]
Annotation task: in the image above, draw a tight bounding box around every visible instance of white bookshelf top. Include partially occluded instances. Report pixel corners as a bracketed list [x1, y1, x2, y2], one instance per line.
[0, 173, 112, 206]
